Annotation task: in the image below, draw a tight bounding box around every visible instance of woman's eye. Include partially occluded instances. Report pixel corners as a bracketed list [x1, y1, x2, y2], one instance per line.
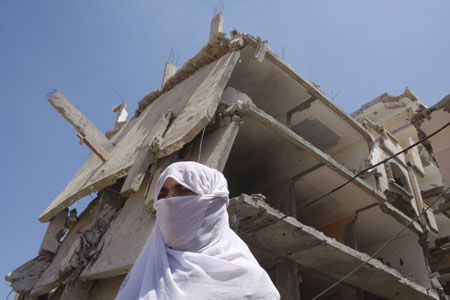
[179, 188, 195, 195]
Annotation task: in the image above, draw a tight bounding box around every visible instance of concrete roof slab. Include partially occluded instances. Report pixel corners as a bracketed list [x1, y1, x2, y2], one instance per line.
[39, 51, 240, 222]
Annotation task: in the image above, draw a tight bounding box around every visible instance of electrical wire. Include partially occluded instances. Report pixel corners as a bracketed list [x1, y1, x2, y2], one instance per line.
[304, 121, 449, 209]
[5, 289, 13, 300]
[239, 121, 449, 237]
[235, 120, 450, 297]
[311, 186, 450, 300]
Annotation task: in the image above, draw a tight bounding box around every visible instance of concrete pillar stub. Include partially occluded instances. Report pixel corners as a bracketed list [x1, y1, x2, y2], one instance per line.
[161, 61, 178, 89]
[408, 166, 427, 225]
[339, 287, 365, 300]
[112, 102, 128, 130]
[209, 13, 223, 40]
[60, 280, 94, 300]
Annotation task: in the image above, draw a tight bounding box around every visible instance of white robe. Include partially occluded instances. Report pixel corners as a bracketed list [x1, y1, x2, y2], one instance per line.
[115, 161, 280, 300]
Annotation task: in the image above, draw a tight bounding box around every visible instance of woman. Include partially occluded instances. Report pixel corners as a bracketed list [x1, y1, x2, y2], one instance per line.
[115, 161, 280, 300]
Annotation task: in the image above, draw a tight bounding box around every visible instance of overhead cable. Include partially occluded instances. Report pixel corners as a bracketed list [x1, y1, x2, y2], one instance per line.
[304, 121, 449, 208]
[311, 186, 450, 300]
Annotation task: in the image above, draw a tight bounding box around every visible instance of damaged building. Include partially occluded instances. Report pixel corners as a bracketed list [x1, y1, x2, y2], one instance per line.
[6, 14, 450, 300]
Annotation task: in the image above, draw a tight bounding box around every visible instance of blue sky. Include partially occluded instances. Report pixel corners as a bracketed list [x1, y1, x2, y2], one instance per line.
[1, 0, 449, 297]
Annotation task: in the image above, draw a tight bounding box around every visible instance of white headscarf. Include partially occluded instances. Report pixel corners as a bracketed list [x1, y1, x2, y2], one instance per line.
[115, 161, 280, 300]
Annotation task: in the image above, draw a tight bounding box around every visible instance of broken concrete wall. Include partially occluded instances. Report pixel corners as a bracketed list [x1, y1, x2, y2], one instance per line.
[413, 96, 450, 191]
[355, 89, 450, 296]
[352, 87, 425, 132]
[420, 164, 444, 192]
[412, 94, 450, 292]
[363, 231, 432, 288]
[355, 202, 430, 284]
[332, 139, 370, 174]
[355, 94, 439, 226]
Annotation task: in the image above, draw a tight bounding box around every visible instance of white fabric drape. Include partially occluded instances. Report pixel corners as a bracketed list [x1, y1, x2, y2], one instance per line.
[115, 161, 280, 300]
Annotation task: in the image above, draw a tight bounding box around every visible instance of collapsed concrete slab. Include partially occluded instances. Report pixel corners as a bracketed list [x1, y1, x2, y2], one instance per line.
[39, 50, 240, 223]
[5, 253, 53, 295]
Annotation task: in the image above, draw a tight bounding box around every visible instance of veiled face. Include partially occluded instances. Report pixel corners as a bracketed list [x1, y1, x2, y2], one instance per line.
[157, 177, 197, 200]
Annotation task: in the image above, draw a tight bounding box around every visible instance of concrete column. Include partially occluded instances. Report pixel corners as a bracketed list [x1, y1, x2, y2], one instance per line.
[407, 166, 427, 225]
[39, 209, 68, 255]
[209, 13, 223, 40]
[273, 260, 300, 300]
[60, 280, 94, 300]
[279, 181, 297, 219]
[161, 61, 178, 89]
[339, 287, 365, 300]
[112, 102, 128, 130]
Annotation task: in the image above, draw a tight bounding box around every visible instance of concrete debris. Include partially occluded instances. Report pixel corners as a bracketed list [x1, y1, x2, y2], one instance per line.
[228, 37, 244, 50]
[254, 37, 268, 63]
[7, 13, 450, 300]
[38, 209, 68, 255]
[112, 102, 128, 131]
[5, 252, 53, 294]
[65, 209, 78, 230]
